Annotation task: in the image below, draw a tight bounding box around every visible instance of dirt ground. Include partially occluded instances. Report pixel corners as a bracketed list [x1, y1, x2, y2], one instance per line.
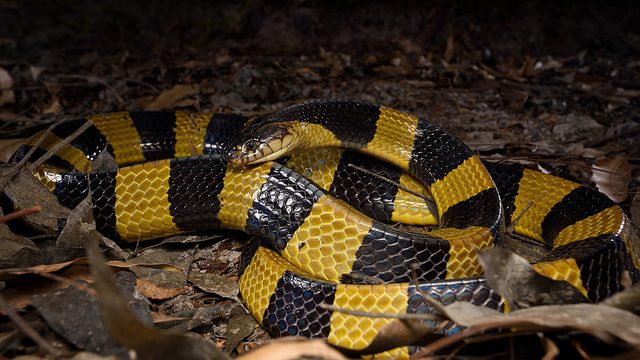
[0, 1, 639, 359]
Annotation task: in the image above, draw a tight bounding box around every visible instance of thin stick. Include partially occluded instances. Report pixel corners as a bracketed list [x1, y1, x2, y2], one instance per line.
[0, 205, 42, 223]
[506, 200, 533, 234]
[0, 292, 63, 357]
[27, 120, 93, 172]
[411, 266, 448, 316]
[346, 163, 436, 211]
[0, 120, 62, 192]
[320, 303, 443, 321]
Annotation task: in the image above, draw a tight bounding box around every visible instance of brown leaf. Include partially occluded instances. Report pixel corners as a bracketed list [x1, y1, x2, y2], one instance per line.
[478, 248, 586, 309]
[602, 283, 640, 315]
[294, 67, 321, 82]
[188, 272, 239, 301]
[0, 66, 15, 106]
[87, 239, 227, 360]
[237, 338, 346, 360]
[42, 98, 62, 114]
[0, 256, 177, 280]
[31, 271, 152, 357]
[0, 257, 90, 280]
[224, 306, 257, 353]
[29, 65, 46, 82]
[145, 84, 200, 110]
[0, 215, 39, 264]
[444, 301, 640, 345]
[1, 265, 90, 313]
[444, 34, 455, 63]
[69, 352, 118, 360]
[1, 166, 70, 233]
[349, 319, 439, 355]
[164, 304, 237, 333]
[591, 155, 631, 202]
[0, 138, 25, 162]
[136, 278, 185, 300]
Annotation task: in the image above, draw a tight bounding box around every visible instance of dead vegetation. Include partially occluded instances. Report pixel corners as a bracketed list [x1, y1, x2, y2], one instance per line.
[0, 1, 639, 359]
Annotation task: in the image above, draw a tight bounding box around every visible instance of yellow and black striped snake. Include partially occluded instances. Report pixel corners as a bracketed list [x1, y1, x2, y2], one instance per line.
[12, 100, 640, 358]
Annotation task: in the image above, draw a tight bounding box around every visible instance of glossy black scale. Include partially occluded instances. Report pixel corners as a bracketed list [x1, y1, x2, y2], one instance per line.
[350, 226, 449, 283]
[51, 119, 115, 161]
[168, 156, 228, 231]
[246, 164, 322, 250]
[329, 150, 403, 223]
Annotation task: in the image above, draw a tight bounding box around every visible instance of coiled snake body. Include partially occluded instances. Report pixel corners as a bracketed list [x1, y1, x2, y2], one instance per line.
[13, 100, 640, 358]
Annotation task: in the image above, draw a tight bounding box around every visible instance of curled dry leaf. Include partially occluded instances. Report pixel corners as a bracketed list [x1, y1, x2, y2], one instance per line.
[478, 248, 585, 309]
[344, 319, 439, 355]
[591, 155, 631, 203]
[237, 338, 347, 360]
[0, 66, 15, 106]
[414, 299, 640, 356]
[442, 301, 640, 346]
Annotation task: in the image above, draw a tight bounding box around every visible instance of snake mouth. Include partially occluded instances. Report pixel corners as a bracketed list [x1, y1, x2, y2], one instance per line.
[226, 127, 297, 165]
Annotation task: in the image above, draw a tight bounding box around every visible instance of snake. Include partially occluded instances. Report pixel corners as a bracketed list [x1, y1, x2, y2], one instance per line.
[11, 100, 640, 358]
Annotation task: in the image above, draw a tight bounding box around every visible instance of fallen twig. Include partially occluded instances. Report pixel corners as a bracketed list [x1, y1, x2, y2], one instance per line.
[0, 205, 42, 223]
[26, 119, 93, 172]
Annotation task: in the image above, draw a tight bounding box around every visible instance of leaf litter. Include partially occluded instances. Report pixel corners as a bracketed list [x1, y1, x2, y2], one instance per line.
[0, 1, 639, 359]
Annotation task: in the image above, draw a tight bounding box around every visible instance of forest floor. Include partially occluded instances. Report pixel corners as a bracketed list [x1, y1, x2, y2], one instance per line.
[0, 1, 639, 359]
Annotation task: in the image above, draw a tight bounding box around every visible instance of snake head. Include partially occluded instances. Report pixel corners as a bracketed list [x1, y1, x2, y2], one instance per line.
[225, 122, 299, 165]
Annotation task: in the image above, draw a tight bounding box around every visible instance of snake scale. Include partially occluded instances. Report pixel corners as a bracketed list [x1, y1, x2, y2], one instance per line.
[12, 100, 640, 358]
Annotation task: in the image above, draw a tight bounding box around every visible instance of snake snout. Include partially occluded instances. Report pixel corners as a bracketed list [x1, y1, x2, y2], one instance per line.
[226, 123, 298, 165]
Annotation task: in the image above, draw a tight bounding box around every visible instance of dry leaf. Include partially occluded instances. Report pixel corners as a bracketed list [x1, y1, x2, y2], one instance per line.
[478, 248, 586, 309]
[0, 66, 15, 106]
[42, 98, 61, 114]
[444, 34, 455, 63]
[1, 265, 90, 313]
[31, 271, 151, 357]
[224, 306, 257, 353]
[0, 167, 70, 233]
[29, 65, 46, 81]
[352, 319, 438, 355]
[603, 283, 640, 315]
[87, 239, 226, 360]
[237, 338, 346, 360]
[591, 155, 631, 202]
[0, 257, 89, 280]
[145, 84, 200, 110]
[136, 278, 185, 300]
[188, 272, 239, 301]
[0, 138, 24, 162]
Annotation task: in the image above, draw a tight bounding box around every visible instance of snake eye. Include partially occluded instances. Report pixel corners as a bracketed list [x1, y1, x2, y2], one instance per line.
[242, 140, 259, 154]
